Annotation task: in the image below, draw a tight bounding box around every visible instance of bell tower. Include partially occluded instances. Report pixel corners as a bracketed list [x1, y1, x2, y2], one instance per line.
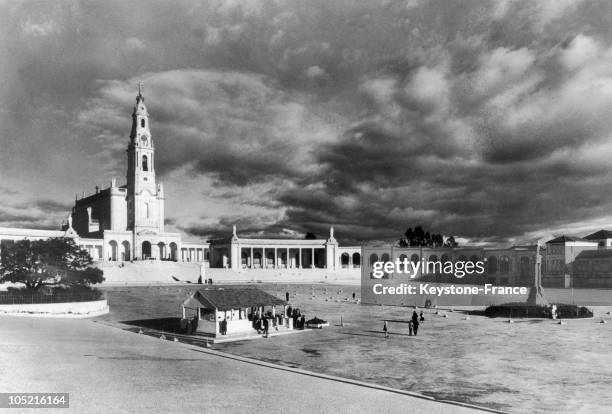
[126, 83, 164, 233]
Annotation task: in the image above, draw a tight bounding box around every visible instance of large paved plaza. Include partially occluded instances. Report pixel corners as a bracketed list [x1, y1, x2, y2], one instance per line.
[97, 284, 612, 413]
[2, 283, 611, 413]
[1, 314, 482, 414]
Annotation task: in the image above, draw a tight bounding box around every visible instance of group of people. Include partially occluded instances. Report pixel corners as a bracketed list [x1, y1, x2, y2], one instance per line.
[286, 305, 306, 330]
[196, 276, 213, 284]
[247, 307, 307, 337]
[383, 310, 424, 339]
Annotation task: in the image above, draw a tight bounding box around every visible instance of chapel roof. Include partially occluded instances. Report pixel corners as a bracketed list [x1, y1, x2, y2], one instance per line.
[183, 287, 287, 311]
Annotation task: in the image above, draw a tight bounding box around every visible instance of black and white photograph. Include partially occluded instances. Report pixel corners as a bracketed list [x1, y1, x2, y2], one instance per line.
[1, 1, 612, 413]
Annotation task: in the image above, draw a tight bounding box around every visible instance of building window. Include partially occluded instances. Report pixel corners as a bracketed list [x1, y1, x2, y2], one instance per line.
[500, 256, 510, 274]
[381, 253, 391, 278]
[142, 155, 148, 171]
[141, 119, 145, 128]
[488, 256, 498, 274]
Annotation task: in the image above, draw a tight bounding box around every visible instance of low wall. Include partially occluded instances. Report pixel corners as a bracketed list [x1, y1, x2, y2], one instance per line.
[100, 261, 201, 284]
[0, 299, 109, 318]
[205, 268, 361, 285]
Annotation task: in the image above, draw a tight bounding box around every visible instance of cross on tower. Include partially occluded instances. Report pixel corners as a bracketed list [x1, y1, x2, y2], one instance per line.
[137, 81, 144, 97]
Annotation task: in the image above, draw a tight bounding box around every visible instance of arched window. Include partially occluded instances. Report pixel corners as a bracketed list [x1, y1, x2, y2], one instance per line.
[352, 252, 361, 267]
[142, 155, 148, 171]
[369, 254, 379, 267]
[141, 119, 145, 128]
[381, 253, 391, 278]
[141, 241, 151, 259]
[145, 202, 150, 219]
[411, 254, 420, 263]
[341, 253, 350, 267]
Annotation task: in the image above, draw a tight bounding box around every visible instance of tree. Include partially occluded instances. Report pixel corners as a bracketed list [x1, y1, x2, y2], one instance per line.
[0, 237, 104, 291]
[398, 225, 458, 248]
[443, 235, 458, 248]
[304, 232, 317, 240]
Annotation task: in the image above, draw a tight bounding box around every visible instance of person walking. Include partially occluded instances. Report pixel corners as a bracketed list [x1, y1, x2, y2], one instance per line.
[263, 317, 269, 337]
[419, 311, 425, 323]
[286, 291, 290, 301]
[412, 311, 420, 336]
[383, 320, 389, 338]
[408, 320, 413, 336]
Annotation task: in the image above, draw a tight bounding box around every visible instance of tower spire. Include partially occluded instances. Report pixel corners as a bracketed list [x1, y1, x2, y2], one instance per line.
[137, 81, 144, 99]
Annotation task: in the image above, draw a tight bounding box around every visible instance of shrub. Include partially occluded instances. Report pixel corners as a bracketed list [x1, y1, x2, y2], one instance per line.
[484, 303, 592, 319]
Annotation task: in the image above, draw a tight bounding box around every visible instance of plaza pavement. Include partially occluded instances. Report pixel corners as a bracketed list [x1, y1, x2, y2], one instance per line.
[0, 316, 493, 414]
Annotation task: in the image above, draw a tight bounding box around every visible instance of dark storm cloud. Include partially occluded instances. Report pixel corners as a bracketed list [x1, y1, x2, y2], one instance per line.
[34, 199, 72, 213]
[5, 0, 612, 245]
[0, 211, 42, 223]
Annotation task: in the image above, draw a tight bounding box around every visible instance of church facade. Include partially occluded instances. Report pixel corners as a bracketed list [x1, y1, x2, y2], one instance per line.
[67, 87, 207, 262]
[0, 88, 208, 264]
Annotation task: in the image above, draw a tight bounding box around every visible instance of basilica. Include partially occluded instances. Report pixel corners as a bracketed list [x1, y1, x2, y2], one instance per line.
[66, 86, 208, 263]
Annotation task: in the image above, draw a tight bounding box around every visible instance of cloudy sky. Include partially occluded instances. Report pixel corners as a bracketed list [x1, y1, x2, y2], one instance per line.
[2, 0, 612, 245]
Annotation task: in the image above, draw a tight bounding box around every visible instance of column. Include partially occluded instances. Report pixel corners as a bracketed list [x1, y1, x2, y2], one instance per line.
[299, 248, 302, 268]
[286, 248, 289, 268]
[274, 248, 278, 269]
[250, 247, 254, 269]
[311, 248, 315, 268]
[262, 248, 266, 268]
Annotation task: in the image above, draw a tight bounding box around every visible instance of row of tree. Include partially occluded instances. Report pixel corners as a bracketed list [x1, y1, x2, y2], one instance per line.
[398, 226, 458, 248]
